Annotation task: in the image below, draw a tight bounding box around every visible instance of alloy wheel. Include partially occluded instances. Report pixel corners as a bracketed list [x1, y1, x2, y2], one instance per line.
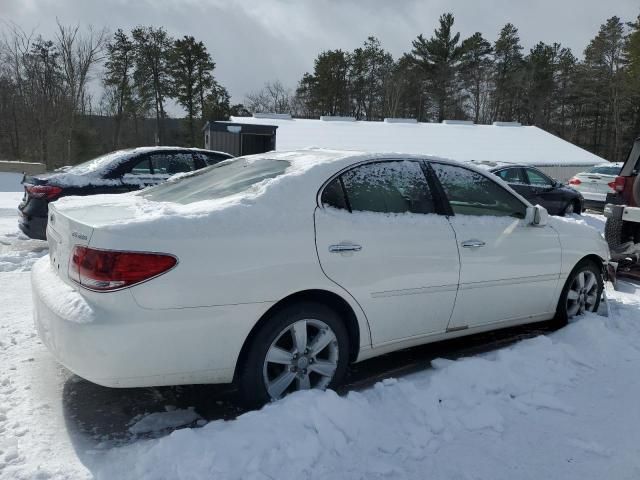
[262, 319, 339, 400]
[566, 270, 599, 318]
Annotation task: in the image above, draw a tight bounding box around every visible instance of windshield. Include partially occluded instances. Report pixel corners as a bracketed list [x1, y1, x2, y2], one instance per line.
[141, 158, 290, 204]
[587, 165, 621, 176]
[65, 150, 134, 175]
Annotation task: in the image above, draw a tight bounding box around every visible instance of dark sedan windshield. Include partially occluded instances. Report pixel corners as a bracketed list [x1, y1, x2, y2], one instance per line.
[141, 158, 290, 204]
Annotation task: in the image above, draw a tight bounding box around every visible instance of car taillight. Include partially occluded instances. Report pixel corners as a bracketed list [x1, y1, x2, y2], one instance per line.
[610, 176, 626, 193]
[26, 184, 63, 200]
[568, 177, 581, 185]
[69, 246, 177, 291]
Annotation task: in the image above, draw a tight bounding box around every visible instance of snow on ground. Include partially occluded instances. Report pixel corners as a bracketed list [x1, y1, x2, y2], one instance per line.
[0, 181, 639, 479]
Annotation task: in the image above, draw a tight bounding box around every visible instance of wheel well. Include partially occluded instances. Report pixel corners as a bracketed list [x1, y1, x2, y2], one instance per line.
[576, 254, 604, 273]
[573, 199, 582, 214]
[232, 289, 362, 382]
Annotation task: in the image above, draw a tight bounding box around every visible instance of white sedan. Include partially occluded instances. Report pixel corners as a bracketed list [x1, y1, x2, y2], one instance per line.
[569, 162, 623, 210]
[33, 150, 609, 406]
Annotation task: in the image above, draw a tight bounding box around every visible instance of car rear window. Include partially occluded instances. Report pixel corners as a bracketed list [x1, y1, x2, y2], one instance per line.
[587, 165, 621, 176]
[141, 158, 290, 204]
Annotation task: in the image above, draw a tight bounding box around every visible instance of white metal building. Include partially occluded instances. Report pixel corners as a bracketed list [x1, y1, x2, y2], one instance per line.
[227, 115, 607, 182]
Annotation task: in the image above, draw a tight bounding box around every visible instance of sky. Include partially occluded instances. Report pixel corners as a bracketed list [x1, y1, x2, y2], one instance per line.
[1, 0, 639, 114]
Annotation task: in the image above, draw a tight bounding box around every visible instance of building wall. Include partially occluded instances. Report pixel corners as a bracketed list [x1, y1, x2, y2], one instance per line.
[534, 164, 593, 183]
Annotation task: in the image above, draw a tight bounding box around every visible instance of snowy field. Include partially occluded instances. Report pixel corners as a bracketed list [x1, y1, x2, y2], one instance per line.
[1, 172, 640, 479]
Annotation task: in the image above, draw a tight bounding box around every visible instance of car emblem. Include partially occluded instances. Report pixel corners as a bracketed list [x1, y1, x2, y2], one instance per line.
[49, 213, 55, 223]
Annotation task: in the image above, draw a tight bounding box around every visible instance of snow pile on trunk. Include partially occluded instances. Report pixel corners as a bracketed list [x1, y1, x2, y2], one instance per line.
[95, 288, 640, 480]
[31, 258, 95, 323]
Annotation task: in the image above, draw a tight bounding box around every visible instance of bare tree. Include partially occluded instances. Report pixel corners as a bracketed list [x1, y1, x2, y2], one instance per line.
[56, 20, 107, 161]
[245, 80, 292, 114]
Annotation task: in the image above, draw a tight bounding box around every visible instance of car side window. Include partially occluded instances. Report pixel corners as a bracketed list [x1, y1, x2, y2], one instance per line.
[326, 161, 435, 214]
[496, 168, 526, 184]
[125, 157, 152, 175]
[321, 178, 349, 210]
[431, 163, 526, 218]
[525, 168, 553, 187]
[150, 153, 196, 175]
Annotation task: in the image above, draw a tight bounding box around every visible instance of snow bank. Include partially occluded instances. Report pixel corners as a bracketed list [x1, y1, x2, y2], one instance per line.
[95, 289, 640, 480]
[31, 257, 95, 323]
[128, 407, 202, 435]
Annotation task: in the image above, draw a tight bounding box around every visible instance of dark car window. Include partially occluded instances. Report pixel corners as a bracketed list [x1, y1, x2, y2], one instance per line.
[321, 178, 349, 210]
[150, 153, 196, 175]
[431, 163, 526, 218]
[496, 168, 526, 184]
[525, 168, 554, 187]
[126, 157, 152, 175]
[331, 161, 435, 214]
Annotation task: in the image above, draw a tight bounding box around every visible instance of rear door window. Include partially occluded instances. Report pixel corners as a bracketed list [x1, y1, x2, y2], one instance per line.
[323, 160, 435, 214]
[496, 168, 526, 184]
[524, 168, 554, 187]
[431, 163, 526, 218]
[150, 153, 196, 175]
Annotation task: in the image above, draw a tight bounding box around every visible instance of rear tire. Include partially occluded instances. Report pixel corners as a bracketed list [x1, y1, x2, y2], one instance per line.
[237, 302, 349, 408]
[562, 201, 580, 216]
[554, 260, 603, 327]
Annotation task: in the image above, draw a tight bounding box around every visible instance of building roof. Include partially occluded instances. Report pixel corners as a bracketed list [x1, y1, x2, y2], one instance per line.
[228, 116, 606, 167]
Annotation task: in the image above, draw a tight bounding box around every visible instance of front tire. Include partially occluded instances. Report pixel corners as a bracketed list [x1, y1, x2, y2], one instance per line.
[237, 302, 349, 408]
[554, 261, 603, 326]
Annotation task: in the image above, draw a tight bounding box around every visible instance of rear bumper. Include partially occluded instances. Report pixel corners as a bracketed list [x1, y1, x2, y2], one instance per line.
[32, 257, 272, 388]
[18, 198, 48, 240]
[604, 204, 640, 223]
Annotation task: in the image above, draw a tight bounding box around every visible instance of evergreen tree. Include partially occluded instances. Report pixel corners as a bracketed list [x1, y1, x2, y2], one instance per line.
[583, 16, 626, 159]
[411, 13, 465, 122]
[168, 35, 215, 145]
[104, 29, 134, 147]
[493, 23, 524, 121]
[131, 26, 173, 144]
[348, 36, 393, 120]
[460, 32, 493, 123]
[295, 50, 350, 116]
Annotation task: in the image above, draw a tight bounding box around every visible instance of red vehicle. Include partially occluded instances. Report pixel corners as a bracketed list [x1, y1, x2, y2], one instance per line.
[604, 137, 640, 246]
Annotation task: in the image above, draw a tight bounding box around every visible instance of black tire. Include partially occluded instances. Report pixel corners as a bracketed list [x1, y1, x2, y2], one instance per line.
[237, 302, 350, 408]
[553, 260, 603, 327]
[604, 218, 624, 248]
[562, 200, 580, 216]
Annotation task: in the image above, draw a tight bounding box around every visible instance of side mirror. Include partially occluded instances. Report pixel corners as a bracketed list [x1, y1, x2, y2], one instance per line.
[526, 205, 549, 226]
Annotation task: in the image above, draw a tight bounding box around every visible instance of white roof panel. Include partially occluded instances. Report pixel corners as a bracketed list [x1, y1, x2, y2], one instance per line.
[229, 117, 605, 166]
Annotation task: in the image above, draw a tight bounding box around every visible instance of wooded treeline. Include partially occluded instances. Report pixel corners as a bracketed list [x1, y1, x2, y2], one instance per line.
[1, 12, 639, 168]
[250, 13, 640, 163]
[0, 23, 245, 168]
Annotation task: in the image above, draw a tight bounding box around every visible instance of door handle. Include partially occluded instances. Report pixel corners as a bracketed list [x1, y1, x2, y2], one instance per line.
[461, 239, 486, 248]
[329, 243, 362, 253]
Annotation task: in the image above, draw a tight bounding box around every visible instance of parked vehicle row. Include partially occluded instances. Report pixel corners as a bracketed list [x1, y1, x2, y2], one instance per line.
[32, 149, 609, 406]
[19, 147, 233, 240]
[469, 161, 585, 216]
